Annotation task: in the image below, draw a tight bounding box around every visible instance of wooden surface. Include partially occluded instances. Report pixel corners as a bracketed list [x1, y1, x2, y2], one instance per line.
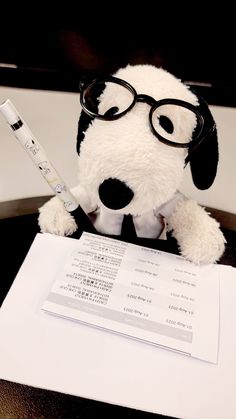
[0, 196, 52, 220]
[0, 379, 159, 419]
[1, 196, 236, 232]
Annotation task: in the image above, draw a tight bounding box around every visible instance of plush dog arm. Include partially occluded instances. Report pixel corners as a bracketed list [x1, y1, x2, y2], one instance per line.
[166, 197, 226, 264]
[38, 185, 95, 236]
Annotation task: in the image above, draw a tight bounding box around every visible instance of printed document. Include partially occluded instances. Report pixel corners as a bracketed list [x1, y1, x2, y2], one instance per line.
[42, 232, 219, 363]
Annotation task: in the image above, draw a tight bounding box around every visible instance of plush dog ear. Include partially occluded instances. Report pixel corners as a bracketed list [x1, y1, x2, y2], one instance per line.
[76, 111, 94, 155]
[187, 92, 219, 190]
[77, 79, 105, 155]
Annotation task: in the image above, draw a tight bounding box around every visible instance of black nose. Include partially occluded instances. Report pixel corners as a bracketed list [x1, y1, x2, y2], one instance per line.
[99, 178, 134, 210]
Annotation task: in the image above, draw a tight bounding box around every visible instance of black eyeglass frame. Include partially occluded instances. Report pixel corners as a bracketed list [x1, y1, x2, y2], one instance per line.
[80, 75, 206, 149]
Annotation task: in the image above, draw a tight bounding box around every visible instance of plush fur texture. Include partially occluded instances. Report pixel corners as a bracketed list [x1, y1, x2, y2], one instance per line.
[38, 64, 226, 264]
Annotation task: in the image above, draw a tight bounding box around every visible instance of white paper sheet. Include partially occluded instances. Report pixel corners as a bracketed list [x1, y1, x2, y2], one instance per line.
[0, 233, 236, 419]
[43, 232, 219, 363]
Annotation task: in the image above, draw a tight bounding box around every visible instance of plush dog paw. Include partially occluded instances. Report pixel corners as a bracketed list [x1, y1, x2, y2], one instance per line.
[38, 196, 78, 236]
[177, 223, 225, 264]
[169, 199, 226, 264]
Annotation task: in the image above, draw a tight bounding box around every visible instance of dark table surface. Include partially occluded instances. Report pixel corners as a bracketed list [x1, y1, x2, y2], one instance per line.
[0, 210, 235, 419]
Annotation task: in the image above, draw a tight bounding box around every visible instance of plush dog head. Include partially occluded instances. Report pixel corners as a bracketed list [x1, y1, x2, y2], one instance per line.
[76, 64, 218, 216]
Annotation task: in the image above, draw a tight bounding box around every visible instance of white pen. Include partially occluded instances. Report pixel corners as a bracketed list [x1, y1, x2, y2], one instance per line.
[0, 99, 97, 234]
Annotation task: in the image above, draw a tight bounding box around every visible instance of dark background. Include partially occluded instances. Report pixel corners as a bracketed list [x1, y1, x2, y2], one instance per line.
[0, 8, 235, 106]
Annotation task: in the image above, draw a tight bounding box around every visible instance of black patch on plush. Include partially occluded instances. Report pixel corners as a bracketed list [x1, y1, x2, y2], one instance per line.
[188, 93, 219, 190]
[104, 106, 119, 117]
[159, 115, 174, 134]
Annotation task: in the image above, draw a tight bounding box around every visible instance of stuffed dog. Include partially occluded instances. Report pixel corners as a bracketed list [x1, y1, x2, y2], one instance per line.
[38, 64, 225, 264]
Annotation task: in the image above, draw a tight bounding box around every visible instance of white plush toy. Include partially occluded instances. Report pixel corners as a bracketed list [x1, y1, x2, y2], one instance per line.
[38, 64, 225, 264]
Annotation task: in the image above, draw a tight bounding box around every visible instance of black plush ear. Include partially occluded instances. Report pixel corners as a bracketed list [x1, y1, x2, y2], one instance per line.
[76, 111, 94, 155]
[77, 80, 105, 155]
[187, 93, 219, 190]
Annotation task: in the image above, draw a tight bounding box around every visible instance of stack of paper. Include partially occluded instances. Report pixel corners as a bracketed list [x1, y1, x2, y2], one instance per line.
[0, 232, 235, 418]
[43, 232, 220, 363]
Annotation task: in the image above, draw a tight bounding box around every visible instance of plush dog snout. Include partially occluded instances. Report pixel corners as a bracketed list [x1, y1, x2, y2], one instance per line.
[99, 178, 134, 210]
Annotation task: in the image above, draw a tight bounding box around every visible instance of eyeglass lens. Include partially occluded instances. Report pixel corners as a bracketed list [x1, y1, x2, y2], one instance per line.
[151, 104, 197, 145]
[83, 81, 135, 117]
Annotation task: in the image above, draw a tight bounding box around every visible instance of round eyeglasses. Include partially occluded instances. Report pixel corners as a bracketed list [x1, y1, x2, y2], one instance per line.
[80, 75, 205, 148]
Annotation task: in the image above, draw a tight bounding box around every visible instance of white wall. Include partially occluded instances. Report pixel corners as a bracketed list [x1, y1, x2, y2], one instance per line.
[0, 87, 79, 201]
[0, 86, 235, 214]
